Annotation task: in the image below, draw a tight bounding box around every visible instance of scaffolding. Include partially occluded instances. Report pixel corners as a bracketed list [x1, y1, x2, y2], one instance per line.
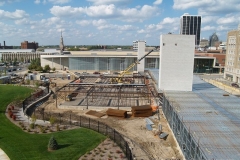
[55, 73, 158, 109]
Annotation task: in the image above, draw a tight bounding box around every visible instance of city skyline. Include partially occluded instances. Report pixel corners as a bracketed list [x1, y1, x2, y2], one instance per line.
[0, 0, 240, 46]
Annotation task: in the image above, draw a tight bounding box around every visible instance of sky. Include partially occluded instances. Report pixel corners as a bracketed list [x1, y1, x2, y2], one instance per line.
[0, 0, 240, 46]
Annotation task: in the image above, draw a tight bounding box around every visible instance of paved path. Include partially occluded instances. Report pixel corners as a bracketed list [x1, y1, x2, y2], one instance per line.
[0, 148, 10, 160]
[16, 107, 50, 126]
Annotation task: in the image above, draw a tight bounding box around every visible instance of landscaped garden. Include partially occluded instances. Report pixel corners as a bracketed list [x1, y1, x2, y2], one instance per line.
[0, 85, 106, 160]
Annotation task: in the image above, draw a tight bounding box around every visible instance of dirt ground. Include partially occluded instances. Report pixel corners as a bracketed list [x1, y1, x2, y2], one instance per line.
[42, 95, 183, 160]
[79, 138, 128, 160]
[40, 78, 184, 160]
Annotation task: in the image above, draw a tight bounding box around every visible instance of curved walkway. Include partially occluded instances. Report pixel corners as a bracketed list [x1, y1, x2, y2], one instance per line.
[0, 148, 10, 160]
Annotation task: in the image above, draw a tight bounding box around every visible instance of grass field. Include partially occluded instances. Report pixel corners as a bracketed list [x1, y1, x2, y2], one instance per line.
[0, 85, 106, 160]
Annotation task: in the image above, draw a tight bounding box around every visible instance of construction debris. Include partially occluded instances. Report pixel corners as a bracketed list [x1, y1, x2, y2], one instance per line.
[106, 108, 127, 118]
[159, 132, 169, 140]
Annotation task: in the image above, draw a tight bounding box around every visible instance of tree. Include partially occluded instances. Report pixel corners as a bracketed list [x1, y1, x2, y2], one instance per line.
[13, 58, 17, 66]
[44, 65, 51, 73]
[30, 114, 37, 129]
[52, 67, 56, 72]
[36, 66, 43, 72]
[21, 57, 24, 63]
[48, 136, 58, 151]
[49, 115, 56, 127]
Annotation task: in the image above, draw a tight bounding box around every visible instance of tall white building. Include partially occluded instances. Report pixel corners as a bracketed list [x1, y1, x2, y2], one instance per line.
[224, 25, 240, 83]
[180, 13, 201, 46]
[133, 40, 146, 51]
[159, 34, 195, 91]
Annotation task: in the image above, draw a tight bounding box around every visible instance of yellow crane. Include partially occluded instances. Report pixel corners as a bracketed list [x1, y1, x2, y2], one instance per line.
[111, 46, 159, 83]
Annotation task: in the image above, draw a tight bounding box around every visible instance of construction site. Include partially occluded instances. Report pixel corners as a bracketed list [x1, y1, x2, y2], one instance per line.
[23, 36, 240, 159]
[24, 47, 183, 160]
[40, 72, 182, 160]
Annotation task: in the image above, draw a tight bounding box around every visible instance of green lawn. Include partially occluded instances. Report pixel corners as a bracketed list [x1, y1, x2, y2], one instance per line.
[0, 85, 106, 160]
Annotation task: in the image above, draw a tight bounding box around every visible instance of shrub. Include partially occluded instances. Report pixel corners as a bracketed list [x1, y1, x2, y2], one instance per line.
[30, 123, 35, 129]
[10, 113, 14, 118]
[48, 136, 58, 151]
[12, 115, 16, 121]
[8, 110, 13, 117]
[56, 124, 60, 131]
[39, 126, 45, 133]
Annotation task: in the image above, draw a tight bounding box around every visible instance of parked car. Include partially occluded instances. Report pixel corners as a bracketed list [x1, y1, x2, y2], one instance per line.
[103, 72, 109, 75]
[93, 71, 100, 74]
[82, 72, 89, 74]
[231, 83, 239, 88]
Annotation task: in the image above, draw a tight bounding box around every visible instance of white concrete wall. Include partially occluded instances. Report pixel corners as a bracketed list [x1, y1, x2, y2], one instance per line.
[159, 34, 195, 91]
[137, 41, 146, 72]
[41, 56, 69, 70]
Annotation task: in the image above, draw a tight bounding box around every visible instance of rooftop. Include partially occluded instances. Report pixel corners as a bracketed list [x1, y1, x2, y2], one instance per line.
[149, 70, 240, 159]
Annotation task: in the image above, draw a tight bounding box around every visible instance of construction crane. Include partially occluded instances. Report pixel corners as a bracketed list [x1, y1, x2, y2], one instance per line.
[111, 46, 159, 83]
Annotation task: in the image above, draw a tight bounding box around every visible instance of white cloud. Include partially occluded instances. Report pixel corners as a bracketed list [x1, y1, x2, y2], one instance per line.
[153, 0, 162, 5]
[92, 19, 107, 26]
[76, 19, 107, 26]
[173, 0, 240, 15]
[76, 20, 91, 26]
[50, 4, 158, 22]
[173, 0, 211, 10]
[217, 25, 230, 31]
[161, 17, 179, 24]
[202, 16, 218, 24]
[216, 15, 239, 25]
[48, 0, 71, 4]
[86, 4, 117, 18]
[145, 34, 151, 38]
[0, 9, 29, 20]
[137, 29, 145, 33]
[87, 0, 131, 5]
[201, 25, 215, 31]
[140, 17, 179, 35]
[0, 0, 20, 6]
[50, 6, 85, 17]
[34, 0, 40, 4]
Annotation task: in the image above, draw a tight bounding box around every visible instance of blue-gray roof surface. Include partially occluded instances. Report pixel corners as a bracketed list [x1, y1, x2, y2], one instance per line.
[149, 69, 240, 159]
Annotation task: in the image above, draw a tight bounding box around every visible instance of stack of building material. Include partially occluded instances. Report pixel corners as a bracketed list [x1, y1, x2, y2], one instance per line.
[131, 105, 152, 117]
[106, 108, 127, 118]
[85, 110, 105, 118]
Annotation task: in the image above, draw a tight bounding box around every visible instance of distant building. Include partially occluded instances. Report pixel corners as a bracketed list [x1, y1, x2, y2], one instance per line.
[21, 41, 38, 50]
[133, 40, 146, 51]
[59, 31, 64, 54]
[209, 32, 219, 47]
[0, 49, 54, 63]
[0, 41, 13, 49]
[180, 13, 201, 46]
[199, 38, 209, 48]
[224, 25, 240, 83]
